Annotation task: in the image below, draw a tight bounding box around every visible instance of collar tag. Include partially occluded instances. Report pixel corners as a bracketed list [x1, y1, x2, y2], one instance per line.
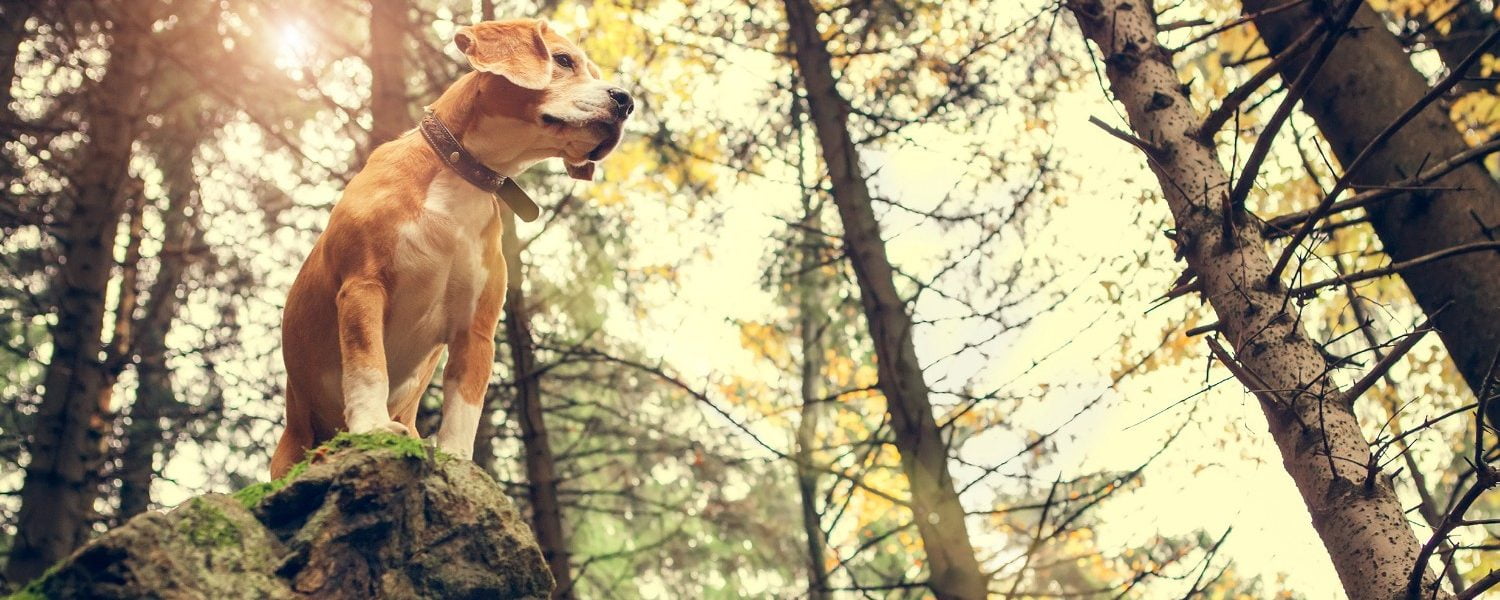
[497, 178, 541, 222]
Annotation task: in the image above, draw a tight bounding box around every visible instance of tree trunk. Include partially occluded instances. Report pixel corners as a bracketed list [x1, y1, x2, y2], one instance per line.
[501, 211, 575, 600]
[795, 205, 832, 600]
[1066, 1, 1446, 597]
[781, 1, 988, 597]
[5, 11, 153, 583]
[1243, 0, 1500, 418]
[117, 139, 201, 520]
[367, 0, 410, 153]
[0, 0, 34, 125]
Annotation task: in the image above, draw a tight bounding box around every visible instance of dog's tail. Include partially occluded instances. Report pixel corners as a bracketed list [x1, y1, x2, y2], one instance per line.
[270, 386, 314, 479]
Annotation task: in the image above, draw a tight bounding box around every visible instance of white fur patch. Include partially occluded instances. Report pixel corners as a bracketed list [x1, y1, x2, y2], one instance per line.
[435, 392, 483, 459]
[344, 367, 404, 434]
[382, 173, 496, 385]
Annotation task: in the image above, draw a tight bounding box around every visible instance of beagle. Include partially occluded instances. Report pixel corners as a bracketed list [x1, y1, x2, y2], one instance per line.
[271, 19, 631, 477]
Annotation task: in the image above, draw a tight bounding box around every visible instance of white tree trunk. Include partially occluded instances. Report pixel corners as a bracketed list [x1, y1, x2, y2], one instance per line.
[1065, 1, 1446, 597]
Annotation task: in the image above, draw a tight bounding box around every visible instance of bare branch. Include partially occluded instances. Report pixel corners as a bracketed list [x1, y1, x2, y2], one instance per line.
[1270, 26, 1500, 282]
[1225, 0, 1361, 212]
[1265, 138, 1500, 237]
[1290, 242, 1500, 297]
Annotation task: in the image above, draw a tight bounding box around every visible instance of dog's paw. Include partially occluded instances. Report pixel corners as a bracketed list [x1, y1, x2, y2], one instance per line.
[437, 440, 475, 460]
[348, 418, 410, 437]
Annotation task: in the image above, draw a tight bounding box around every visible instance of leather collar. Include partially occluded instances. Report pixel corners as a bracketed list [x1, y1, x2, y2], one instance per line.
[417, 111, 541, 222]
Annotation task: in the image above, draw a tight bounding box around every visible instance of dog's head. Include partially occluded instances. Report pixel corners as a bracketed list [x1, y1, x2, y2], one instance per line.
[452, 19, 631, 181]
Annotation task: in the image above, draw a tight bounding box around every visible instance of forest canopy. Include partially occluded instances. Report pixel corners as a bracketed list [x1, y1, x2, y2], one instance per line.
[2, 0, 1500, 598]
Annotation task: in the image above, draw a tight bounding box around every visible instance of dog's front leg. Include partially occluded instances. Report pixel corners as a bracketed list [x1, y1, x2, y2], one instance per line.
[434, 328, 496, 459]
[337, 277, 407, 436]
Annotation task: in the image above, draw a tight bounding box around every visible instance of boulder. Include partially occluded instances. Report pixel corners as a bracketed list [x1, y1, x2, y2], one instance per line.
[10, 433, 554, 600]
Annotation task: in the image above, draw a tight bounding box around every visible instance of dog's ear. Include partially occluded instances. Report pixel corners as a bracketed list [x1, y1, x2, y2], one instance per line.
[564, 161, 595, 182]
[454, 20, 552, 90]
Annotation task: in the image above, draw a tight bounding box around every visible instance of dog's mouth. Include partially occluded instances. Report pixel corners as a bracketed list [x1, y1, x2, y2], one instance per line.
[541, 113, 625, 161]
[586, 120, 623, 160]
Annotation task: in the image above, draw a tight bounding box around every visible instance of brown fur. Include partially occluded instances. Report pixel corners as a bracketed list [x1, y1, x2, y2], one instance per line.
[273, 19, 627, 477]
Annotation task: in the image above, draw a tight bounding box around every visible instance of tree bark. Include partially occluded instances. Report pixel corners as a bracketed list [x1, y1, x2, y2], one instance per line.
[1067, 1, 1447, 597]
[117, 139, 201, 520]
[782, 1, 988, 597]
[5, 9, 153, 583]
[367, 0, 410, 153]
[0, 0, 34, 126]
[795, 223, 832, 600]
[501, 211, 575, 600]
[1242, 0, 1500, 419]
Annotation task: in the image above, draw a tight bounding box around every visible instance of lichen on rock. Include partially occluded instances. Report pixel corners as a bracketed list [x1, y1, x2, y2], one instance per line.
[8, 433, 554, 600]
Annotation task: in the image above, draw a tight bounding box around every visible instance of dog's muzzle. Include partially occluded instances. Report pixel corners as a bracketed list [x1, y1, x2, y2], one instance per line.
[587, 87, 633, 160]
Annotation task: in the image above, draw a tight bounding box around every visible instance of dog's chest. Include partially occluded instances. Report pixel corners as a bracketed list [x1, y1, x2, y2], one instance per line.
[386, 173, 502, 367]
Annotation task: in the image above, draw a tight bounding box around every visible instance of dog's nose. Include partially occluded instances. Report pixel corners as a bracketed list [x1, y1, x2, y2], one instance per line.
[607, 88, 634, 117]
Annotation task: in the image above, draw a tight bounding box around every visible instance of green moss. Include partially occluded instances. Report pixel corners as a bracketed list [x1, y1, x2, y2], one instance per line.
[232, 460, 307, 509]
[231, 432, 446, 509]
[176, 498, 240, 548]
[4, 586, 48, 600]
[322, 431, 434, 460]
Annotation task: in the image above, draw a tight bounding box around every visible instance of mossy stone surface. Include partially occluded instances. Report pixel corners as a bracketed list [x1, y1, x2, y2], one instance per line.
[7, 433, 551, 599]
[7, 494, 292, 600]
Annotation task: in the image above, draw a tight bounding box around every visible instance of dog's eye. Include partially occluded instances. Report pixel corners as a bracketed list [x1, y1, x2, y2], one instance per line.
[553, 54, 575, 70]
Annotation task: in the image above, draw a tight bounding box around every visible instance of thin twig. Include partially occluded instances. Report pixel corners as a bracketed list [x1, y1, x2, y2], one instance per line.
[1290, 242, 1500, 297]
[1171, 0, 1310, 52]
[1265, 138, 1500, 237]
[1338, 317, 1435, 407]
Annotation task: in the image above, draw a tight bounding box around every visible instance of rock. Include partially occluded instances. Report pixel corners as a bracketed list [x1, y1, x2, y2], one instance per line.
[9, 494, 292, 600]
[11, 433, 555, 600]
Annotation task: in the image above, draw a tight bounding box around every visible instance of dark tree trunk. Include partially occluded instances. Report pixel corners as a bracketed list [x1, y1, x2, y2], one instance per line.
[1243, 0, 1500, 418]
[782, 1, 988, 597]
[501, 211, 575, 600]
[5, 10, 153, 583]
[367, 0, 410, 153]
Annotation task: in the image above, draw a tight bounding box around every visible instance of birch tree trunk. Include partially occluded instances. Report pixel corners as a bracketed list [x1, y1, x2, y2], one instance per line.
[5, 8, 153, 583]
[1243, 0, 1500, 418]
[782, 0, 988, 597]
[1066, 1, 1447, 597]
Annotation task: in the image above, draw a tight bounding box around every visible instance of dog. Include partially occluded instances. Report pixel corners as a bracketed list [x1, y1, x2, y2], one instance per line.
[271, 18, 631, 478]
